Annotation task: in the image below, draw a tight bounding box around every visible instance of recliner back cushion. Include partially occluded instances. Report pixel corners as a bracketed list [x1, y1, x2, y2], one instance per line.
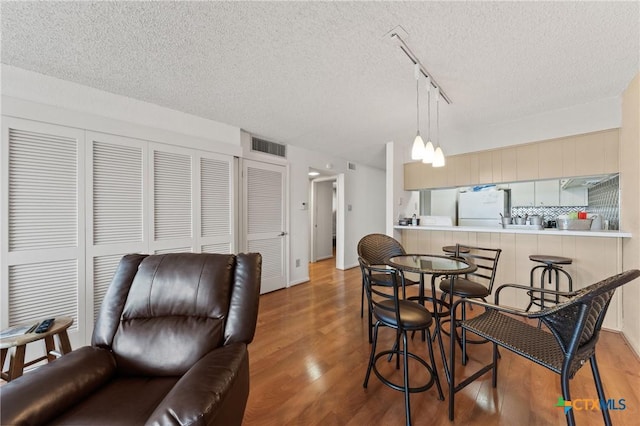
[113, 253, 235, 376]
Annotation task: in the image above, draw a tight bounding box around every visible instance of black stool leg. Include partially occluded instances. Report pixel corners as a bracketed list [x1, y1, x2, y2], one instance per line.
[539, 265, 551, 310]
[402, 331, 412, 426]
[527, 265, 545, 312]
[363, 322, 380, 388]
[360, 276, 365, 318]
[426, 328, 444, 400]
[554, 267, 561, 304]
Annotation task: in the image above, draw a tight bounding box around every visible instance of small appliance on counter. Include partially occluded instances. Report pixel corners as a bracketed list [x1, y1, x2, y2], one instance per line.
[398, 214, 420, 226]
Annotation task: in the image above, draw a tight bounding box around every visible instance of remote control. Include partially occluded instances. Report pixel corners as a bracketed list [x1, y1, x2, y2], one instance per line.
[35, 318, 54, 333]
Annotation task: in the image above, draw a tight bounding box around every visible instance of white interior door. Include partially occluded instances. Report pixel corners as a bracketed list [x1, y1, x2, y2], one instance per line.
[313, 180, 334, 261]
[243, 160, 286, 294]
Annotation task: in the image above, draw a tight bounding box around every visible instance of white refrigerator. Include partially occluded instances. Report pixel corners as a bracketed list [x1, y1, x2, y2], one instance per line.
[458, 190, 510, 227]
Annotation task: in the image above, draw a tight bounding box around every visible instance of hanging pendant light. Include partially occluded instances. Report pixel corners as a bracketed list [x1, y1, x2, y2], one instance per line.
[410, 64, 425, 160]
[432, 87, 446, 168]
[422, 76, 434, 164]
[390, 30, 451, 167]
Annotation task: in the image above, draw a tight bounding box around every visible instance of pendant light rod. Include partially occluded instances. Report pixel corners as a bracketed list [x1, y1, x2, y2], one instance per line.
[390, 32, 452, 105]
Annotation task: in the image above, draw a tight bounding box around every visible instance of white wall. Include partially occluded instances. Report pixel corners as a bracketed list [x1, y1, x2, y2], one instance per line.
[342, 162, 386, 270]
[387, 141, 420, 240]
[287, 144, 385, 283]
[1, 65, 241, 149]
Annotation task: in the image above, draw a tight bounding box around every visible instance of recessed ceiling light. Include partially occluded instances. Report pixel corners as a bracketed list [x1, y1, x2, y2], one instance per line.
[308, 171, 320, 177]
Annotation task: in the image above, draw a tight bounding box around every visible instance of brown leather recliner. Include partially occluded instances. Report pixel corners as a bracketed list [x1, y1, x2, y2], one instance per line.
[1, 252, 262, 426]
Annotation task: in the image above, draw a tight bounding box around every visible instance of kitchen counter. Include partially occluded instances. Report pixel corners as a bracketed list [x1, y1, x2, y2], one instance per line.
[394, 225, 632, 238]
[396, 224, 629, 331]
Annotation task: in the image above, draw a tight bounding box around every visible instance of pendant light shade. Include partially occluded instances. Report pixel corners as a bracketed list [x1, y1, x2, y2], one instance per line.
[433, 146, 445, 167]
[422, 140, 435, 164]
[392, 31, 450, 167]
[411, 133, 425, 160]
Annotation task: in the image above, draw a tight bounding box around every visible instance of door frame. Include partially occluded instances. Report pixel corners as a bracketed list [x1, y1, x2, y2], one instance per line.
[309, 176, 337, 263]
[239, 158, 289, 292]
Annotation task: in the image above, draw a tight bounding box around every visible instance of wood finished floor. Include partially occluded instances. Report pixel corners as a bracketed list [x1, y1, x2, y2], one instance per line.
[243, 257, 640, 426]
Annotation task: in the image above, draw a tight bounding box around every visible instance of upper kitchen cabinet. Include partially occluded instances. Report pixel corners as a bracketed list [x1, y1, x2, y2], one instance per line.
[431, 161, 448, 188]
[516, 144, 539, 181]
[455, 154, 472, 186]
[537, 139, 564, 178]
[477, 151, 493, 184]
[501, 148, 517, 182]
[404, 161, 425, 190]
[492, 150, 503, 183]
[467, 153, 480, 185]
[575, 129, 619, 176]
[402, 129, 619, 191]
[602, 129, 619, 174]
[562, 136, 577, 177]
[446, 155, 458, 187]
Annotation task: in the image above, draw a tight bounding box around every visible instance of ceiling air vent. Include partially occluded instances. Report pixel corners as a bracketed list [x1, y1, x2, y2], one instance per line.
[251, 137, 286, 158]
[348, 162, 356, 171]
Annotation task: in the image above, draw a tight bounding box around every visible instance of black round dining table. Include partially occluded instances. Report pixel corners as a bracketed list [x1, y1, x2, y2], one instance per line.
[386, 254, 477, 384]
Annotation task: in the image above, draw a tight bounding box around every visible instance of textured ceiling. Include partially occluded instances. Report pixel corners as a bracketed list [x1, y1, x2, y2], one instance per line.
[2, 1, 639, 169]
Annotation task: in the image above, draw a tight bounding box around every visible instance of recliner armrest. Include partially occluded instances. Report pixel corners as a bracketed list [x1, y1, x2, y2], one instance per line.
[0, 346, 116, 425]
[146, 342, 249, 426]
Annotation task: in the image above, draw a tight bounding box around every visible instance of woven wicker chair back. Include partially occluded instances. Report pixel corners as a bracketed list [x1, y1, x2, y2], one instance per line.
[357, 234, 407, 266]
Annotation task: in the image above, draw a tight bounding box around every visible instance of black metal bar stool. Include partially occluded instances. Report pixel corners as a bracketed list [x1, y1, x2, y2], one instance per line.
[526, 255, 573, 311]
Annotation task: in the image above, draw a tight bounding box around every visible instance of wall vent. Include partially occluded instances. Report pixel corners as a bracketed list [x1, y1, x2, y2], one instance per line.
[251, 137, 286, 158]
[348, 162, 356, 170]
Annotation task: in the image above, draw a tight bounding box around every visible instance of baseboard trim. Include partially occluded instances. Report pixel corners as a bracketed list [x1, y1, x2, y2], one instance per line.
[288, 277, 310, 287]
[338, 263, 359, 271]
[620, 330, 640, 361]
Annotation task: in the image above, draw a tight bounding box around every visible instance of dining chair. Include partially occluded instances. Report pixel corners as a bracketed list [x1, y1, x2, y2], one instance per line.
[438, 244, 501, 363]
[359, 258, 443, 426]
[357, 234, 418, 343]
[448, 269, 640, 426]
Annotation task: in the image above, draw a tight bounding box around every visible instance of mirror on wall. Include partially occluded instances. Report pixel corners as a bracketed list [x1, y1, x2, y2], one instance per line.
[412, 173, 619, 229]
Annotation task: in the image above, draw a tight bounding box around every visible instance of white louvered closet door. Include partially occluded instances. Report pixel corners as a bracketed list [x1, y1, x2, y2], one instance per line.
[1, 117, 85, 349]
[200, 154, 234, 254]
[243, 160, 287, 294]
[151, 145, 194, 254]
[86, 132, 146, 333]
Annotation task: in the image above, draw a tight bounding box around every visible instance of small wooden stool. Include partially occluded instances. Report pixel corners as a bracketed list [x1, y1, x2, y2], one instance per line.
[0, 316, 73, 381]
[526, 255, 573, 311]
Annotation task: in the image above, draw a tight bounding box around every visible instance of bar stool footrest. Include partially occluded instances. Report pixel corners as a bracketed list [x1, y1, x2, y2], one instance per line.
[372, 349, 437, 394]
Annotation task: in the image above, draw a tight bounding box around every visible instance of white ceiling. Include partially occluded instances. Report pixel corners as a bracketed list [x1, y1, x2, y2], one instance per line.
[2, 1, 638, 169]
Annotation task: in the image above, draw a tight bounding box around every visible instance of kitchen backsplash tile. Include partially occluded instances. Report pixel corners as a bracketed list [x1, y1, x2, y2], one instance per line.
[588, 175, 619, 230]
[511, 205, 587, 222]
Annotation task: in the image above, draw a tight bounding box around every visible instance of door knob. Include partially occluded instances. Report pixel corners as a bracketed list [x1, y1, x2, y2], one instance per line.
[279, 232, 287, 236]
